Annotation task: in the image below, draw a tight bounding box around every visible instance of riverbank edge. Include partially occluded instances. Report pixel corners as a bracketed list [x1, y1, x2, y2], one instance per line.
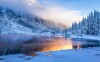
[70, 35, 100, 41]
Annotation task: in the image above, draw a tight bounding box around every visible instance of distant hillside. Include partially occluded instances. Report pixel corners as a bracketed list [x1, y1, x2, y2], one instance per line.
[0, 7, 65, 34]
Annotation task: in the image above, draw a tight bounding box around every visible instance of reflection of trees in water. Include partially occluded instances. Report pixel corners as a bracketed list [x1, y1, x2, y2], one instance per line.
[0, 37, 65, 55]
[73, 43, 100, 50]
[1, 36, 100, 56]
[0, 37, 47, 56]
[0, 42, 46, 56]
[0, 37, 73, 55]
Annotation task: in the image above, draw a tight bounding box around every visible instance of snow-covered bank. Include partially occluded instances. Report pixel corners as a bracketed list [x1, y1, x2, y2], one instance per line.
[70, 35, 100, 41]
[0, 47, 100, 62]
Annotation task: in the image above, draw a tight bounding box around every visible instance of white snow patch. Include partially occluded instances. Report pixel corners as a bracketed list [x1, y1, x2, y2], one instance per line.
[0, 47, 100, 62]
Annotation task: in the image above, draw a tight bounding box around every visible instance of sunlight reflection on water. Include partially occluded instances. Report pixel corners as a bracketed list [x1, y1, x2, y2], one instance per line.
[40, 38, 80, 51]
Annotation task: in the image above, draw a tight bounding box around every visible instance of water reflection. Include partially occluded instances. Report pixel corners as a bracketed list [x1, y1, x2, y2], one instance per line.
[22, 37, 100, 54]
[41, 39, 73, 51]
[36, 37, 100, 52]
[29, 38, 83, 52]
[1, 36, 100, 56]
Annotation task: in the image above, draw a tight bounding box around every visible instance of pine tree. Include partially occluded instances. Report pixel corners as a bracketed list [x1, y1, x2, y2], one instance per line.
[69, 10, 100, 36]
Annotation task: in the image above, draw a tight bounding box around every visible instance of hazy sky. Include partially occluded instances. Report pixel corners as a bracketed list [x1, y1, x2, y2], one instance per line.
[0, 0, 100, 27]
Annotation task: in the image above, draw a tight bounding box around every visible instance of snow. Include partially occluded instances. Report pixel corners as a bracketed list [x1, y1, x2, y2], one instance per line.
[70, 35, 100, 41]
[68, 10, 100, 37]
[0, 7, 63, 35]
[0, 47, 100, 62]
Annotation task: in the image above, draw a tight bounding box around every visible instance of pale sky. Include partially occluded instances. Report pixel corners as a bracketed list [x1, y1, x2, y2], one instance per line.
[0, 0, 100, 27]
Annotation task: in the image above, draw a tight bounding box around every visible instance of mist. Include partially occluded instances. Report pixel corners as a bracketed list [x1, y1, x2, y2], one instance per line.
[0, 0, 84, 27]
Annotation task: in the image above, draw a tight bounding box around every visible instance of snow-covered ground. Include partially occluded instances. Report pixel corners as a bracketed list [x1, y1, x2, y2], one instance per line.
[70, 35, 100, 41]
[0, 47, 100, 62]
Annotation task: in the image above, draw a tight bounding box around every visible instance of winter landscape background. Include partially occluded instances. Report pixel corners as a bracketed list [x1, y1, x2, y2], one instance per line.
[0, 0, 100, 62]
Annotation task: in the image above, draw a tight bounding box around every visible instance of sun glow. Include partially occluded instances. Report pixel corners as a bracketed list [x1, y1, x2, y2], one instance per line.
[41, 38, 73, 51]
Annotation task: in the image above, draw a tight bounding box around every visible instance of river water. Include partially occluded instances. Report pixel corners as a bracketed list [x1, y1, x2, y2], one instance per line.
[25, 37, 100, 52]
[1, 36, 100, 56]
[40, 38, 100, 51]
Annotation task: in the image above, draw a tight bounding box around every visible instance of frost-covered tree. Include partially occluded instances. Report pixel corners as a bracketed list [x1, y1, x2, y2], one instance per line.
[68, 10, 100, 36]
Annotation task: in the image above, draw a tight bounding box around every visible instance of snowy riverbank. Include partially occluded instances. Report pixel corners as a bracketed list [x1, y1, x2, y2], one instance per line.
[0, 47, 100, 62]
[70, 35, 100, 41]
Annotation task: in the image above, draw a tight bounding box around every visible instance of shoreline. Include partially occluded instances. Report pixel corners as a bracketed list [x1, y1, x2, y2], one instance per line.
[70, 35, 100, 41]
[0, 47, 100, 62]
